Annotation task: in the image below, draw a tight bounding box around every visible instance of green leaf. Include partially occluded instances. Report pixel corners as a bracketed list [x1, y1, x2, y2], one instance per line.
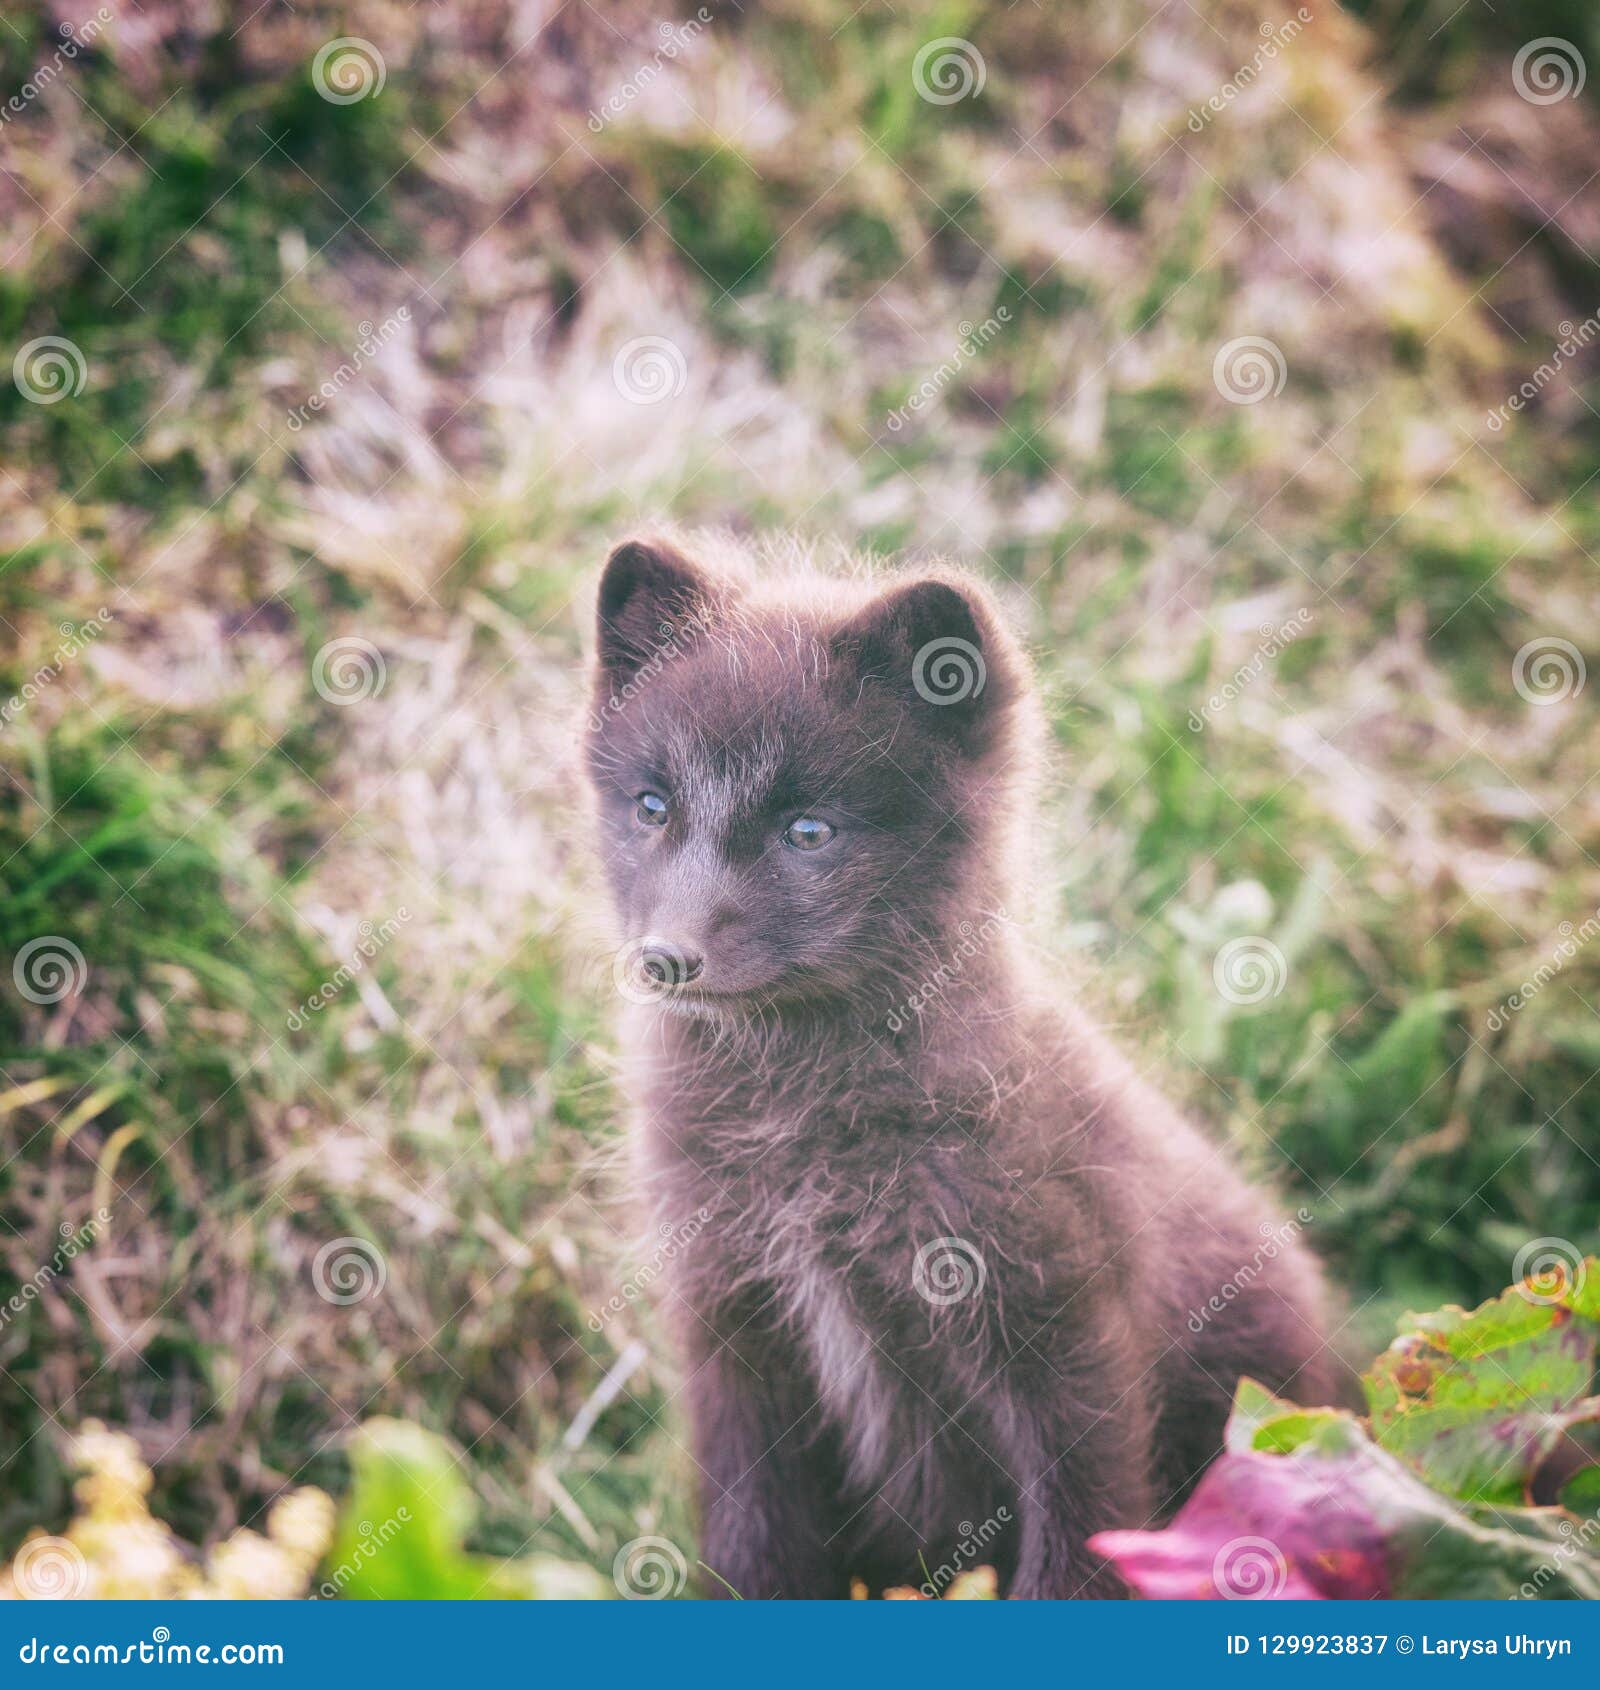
[324, 1419, 611, 1600]
[1365, 1260, 1600, 1506]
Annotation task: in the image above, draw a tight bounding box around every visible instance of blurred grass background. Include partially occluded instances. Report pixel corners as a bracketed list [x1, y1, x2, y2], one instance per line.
[1, 0, 1597, 1582]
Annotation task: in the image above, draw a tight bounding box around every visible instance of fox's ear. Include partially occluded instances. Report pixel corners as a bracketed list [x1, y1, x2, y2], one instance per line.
[833, 576, 1008, 749]
[596, 540, 718, 681]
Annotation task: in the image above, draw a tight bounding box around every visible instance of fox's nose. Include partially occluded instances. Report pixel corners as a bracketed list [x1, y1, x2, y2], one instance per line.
[641, 941, 703, 985]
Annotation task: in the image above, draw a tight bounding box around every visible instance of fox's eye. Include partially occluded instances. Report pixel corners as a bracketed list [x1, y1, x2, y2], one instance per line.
[635, 792, 669, 827]
[784, 816, 834, 851]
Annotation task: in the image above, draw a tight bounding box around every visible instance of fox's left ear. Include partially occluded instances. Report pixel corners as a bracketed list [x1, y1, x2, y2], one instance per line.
[595, 538, 721, 683]
[832, 575, 1014, 751]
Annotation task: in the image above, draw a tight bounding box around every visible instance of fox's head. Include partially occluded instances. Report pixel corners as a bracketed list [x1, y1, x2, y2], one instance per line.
[584, 537, 1030, 1015]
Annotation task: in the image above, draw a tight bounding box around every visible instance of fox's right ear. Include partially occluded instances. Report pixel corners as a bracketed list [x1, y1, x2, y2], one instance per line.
[595, 540, 718, 681]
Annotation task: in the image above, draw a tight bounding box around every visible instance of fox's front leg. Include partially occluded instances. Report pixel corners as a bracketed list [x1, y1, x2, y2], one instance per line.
[682, 1321, 852, 1599]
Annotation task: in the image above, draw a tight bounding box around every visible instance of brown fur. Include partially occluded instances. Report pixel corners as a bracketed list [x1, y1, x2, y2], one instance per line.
[584, 535, 1347, 1599]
